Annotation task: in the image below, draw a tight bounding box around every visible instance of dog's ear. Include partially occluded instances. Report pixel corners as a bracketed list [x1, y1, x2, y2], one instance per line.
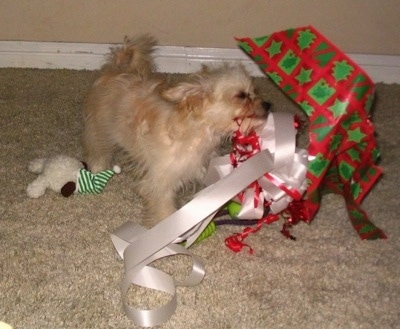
[162, 82, 206, 114]
[162, 82, 204, 102]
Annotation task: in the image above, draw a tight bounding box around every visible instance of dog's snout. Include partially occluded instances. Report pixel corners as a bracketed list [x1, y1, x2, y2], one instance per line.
[262, 101, 271, 111]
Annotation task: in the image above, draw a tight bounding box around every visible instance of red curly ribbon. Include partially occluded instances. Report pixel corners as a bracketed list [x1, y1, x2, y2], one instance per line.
[230, 129, 261, 167]
[225, 214, 280, 254]
[279, 200, 311, 240]
[204, 112, 309, 252]
[284, 200, 310, 224]
[230, 125, 268, 213]
[225, 234, 254, 254]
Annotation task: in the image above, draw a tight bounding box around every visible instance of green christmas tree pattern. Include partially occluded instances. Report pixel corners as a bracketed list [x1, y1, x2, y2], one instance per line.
[297, 29, 317, 50]
[236, 26, 385, 239]
[333, 60, 354, 81]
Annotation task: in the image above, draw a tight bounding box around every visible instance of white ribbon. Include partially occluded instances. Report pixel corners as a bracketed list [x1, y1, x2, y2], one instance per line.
[111, 150, 275, 327]
[204, 112, 308, 217]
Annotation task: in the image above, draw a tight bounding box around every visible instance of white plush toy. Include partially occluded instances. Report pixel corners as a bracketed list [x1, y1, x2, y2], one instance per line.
[26, 154, 121, 198]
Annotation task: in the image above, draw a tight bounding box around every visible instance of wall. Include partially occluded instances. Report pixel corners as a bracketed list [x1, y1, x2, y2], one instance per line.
[1, 0, 399, 55]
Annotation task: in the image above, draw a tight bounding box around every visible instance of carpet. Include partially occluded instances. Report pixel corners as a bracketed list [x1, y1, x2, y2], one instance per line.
[1, 68, 399, 329]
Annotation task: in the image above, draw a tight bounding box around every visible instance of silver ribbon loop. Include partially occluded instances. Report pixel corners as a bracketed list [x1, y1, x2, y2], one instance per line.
[111, 150, 275, 326]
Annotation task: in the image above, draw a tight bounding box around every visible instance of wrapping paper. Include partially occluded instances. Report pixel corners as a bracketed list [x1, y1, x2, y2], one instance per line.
[236, 26, 385, 239]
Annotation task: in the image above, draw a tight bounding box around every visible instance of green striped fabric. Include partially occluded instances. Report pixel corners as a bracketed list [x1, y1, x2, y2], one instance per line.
[78, 169, 115, 194]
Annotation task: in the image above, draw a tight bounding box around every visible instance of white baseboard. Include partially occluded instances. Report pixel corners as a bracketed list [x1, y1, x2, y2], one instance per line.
[0, 41, 399, 84]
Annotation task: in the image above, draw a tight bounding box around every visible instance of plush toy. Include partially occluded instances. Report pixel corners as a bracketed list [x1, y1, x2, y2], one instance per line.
[26, 154, 121, 198]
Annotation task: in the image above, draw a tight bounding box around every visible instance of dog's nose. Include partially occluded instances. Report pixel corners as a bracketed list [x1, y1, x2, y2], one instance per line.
[262, 101, 271, 111]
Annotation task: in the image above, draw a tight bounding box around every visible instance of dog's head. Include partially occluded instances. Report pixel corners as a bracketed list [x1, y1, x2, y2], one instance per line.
[162, 64, 271, 136]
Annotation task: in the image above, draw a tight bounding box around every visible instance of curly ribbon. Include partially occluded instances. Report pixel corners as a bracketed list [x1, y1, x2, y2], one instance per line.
[204, 112, 309, 218]
[111, 150, 275, 327]
[225, 214, 280, 254]
[204, 112, 309, 252]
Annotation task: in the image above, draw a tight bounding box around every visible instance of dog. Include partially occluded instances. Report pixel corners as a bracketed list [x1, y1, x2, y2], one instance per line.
[82, 35, 271, 226]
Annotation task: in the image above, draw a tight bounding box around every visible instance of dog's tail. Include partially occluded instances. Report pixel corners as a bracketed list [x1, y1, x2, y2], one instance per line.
[101, 34, 157, 78]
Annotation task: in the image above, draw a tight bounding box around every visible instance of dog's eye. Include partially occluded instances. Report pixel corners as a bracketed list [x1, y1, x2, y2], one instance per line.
[236, 91, 249, 99]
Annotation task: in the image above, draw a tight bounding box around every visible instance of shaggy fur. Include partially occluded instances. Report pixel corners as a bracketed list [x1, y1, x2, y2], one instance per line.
[82, 35, 271, 226]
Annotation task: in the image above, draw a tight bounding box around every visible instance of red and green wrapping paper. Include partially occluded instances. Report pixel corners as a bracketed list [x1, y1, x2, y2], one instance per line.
[236, 26, 386, 239]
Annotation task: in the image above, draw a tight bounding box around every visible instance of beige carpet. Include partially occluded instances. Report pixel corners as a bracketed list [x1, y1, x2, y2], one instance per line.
[1, 68, 399, 329]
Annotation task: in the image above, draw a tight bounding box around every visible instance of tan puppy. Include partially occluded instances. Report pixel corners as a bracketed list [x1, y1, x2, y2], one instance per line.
[82, 35, 271, 226]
